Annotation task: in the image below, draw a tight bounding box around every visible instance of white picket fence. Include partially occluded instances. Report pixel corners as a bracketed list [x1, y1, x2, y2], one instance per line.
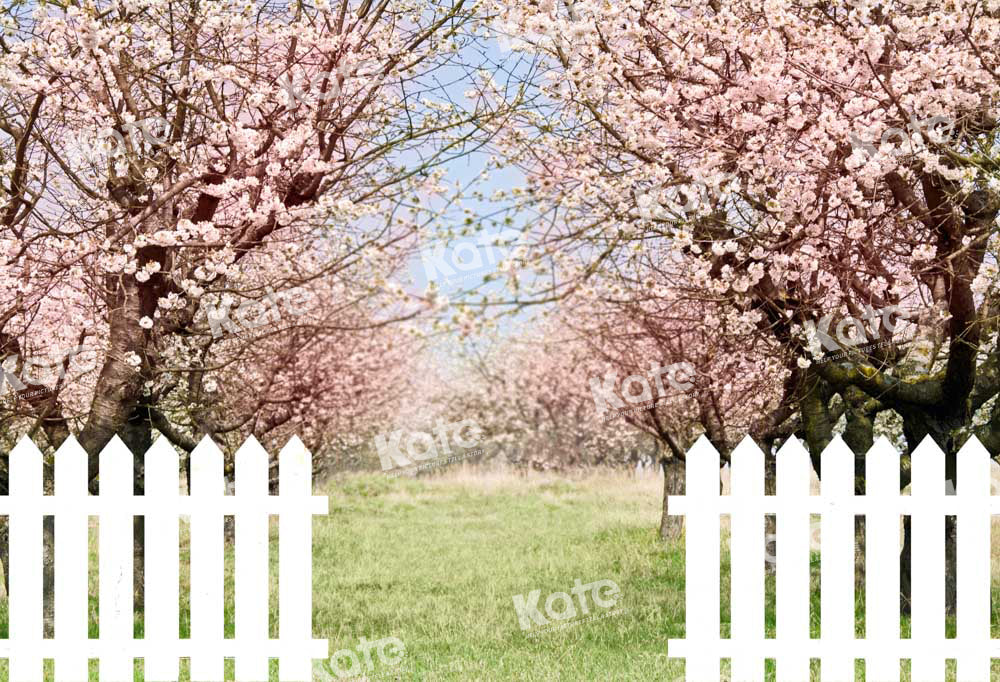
[1, 434, 328, 682]
[667, 435, 997, 682]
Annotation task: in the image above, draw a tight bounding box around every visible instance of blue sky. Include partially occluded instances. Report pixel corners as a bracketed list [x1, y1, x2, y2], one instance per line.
[394, 29, 553, 352]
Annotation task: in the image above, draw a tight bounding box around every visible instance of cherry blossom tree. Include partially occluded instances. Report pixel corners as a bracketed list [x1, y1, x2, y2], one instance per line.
[0, 0, 501, 621]
[490, 0, 1000, 607]
[153, 274, 419, 487]
[563, 282, 798, 538]
[0, 0, 491, 455]
[417, 314, 658, 474]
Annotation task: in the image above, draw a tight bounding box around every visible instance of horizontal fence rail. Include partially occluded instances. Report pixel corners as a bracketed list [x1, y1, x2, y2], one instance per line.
[667, 434, 995, 682]
[3, 434, 329, 682]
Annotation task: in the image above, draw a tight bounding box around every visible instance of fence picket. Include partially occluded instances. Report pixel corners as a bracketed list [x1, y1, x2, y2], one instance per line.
[910, 436, 946, 681]
[683, 436, 720, 681]
[819, 437, 856, 682]
[54, 436, 90, 682]
[956, 437, 990, 682]
[235, 436, 271, 681]
[775, 437, 811, 682]
[865, 437, 901, 681]
[729, 436, 764, 682]
[189, 437, 227, 681]
[9, 436, 43, 682]
[278, 436, 316, 681]
[143, 437, 180, 681]
[668, 434, 1000, 680]
[0, 434, 326, 679]
[98, 437, 135, 682]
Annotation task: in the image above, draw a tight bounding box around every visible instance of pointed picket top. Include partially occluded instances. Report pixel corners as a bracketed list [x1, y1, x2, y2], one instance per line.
[194, 433, 219, 449]
[959, 433, 989, 451]
[819, 434, 854, 495]
[685, 434, 720, 497]
[957, 434, 991, 497]
[55, 434, 89, 497]
[99, 434, 132, 465]
[145, 435, 180, 497]
[190, 435, 225, 496]
[729, 435, 764, 496]
[776, 434, 811, 496]
[868, 434, 898, 453]
[12, 432, 40, 455]
[730, 433, 763, 453]
[54, 433, 82, 453]
[98, 435, 134, 496]
[779, 433, 802, 449]
[9, 433, 42, 495]
[689, 433, 716, 450]
[911, 435, 946, 496]
[236, 432, 263, 456]
[686, 433, 721, 463]
[822, 432, 845, 450]
[865, 435, 900, 497]
[235, 433, 269, 494]
[279, 435, 311, 496]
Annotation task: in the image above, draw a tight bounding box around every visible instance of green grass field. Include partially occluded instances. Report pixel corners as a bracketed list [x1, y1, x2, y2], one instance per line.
[311, 471, 1000, 681]
[310, 471, 679, 681]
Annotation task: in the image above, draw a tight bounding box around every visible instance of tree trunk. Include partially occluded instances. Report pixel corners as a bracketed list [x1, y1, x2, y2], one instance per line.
[0, 517, 6, 598]
[0, 456, 7, 597]
[854, 516, 866, 588]
[898, 514, 911, 615]
[122, 407, 153, 612]
[842, 387, 875, 586]
[0, 245, 161, 624]
[659, 456, 685, 541]
[42, 517, 55, 636]
[76, 269, 152, 610]
[764, 448, 777, 574]
[0, 460, 54, 634]
[795, 374, 835, 576]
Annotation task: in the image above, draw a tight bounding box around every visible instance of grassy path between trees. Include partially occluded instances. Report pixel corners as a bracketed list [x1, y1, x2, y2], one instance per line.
[309, 471, 678, 681]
